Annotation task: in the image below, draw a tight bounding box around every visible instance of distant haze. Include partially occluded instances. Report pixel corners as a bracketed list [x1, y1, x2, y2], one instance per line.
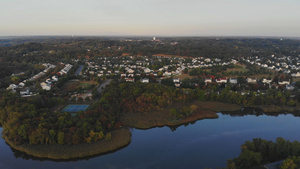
[1, 0, 300, 37]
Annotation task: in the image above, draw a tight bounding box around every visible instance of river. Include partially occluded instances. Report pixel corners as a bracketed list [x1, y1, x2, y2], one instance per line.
[1, 113, 300, 169]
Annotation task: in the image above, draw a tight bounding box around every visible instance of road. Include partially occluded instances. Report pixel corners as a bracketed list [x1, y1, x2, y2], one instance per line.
[97, 79, 112, 94]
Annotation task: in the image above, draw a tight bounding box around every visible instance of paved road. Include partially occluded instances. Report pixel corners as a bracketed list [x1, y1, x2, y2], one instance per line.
[97, 79, 112, 94]
[75, 65, 84, 76]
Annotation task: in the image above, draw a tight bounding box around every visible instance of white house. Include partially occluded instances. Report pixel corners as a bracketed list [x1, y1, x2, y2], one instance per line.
[140, 78, 149, 83]
[292, 72, 300, 78]
[40, 82, 51, 90]
[262, 78, 272, 84]
[246, 78, 257, 84]
[286, 85, 294, 90]
[173, 78, 180, 83]
[52, 76, 58, 81]
[278, 79, 290, 85]
[163, 72, 172, 76]
[18, 82, 25, 88]
[144, 68, 151, 74]
[20, 88, 30, 95]
[6, 84, 17, 90]
[229, 78, 238, 84]
[205, 77, 212, 83]
[127, 69, 134, 74]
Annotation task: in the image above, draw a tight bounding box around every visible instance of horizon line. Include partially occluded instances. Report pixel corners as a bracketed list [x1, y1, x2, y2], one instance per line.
[1, 35, 300, 39]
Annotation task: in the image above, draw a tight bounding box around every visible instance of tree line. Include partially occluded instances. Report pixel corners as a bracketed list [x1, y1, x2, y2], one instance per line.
[225, 137, 300, 169]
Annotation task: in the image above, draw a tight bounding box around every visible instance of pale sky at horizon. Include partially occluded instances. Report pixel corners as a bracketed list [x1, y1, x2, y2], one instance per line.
[1, 0, 300, 37]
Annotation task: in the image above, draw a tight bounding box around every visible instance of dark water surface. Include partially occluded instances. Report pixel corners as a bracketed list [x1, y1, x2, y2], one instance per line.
[1, 113, 300, 169]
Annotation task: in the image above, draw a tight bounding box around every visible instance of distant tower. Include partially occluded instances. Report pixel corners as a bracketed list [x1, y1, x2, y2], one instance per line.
[153, 37, 156, 41]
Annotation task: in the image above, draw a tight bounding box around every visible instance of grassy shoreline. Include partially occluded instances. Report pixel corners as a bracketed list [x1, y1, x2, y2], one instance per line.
[4, 129, 131, 160]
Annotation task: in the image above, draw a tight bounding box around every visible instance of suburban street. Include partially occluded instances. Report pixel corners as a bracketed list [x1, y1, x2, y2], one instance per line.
[97, 79, 112, 94]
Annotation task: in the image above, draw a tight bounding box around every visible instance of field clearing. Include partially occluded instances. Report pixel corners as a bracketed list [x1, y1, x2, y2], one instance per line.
[226, 65, 248, 73]
[173, 73, 194, 79]
[61, 80, 79, 91]
[61, 80, 97, 91]
[78, 81, 97, 88]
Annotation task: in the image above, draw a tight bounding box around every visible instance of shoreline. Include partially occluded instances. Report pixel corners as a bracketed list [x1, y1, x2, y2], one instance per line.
[256, 105, 300, 113]
[4, 129, 131, 160]
[3, 101, 230, 160]
[121, 101, 242, 129]
[6, 101, 298, 160]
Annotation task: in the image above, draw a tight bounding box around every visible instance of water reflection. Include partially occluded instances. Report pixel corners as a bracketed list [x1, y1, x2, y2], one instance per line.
[220, 107, 290, 117]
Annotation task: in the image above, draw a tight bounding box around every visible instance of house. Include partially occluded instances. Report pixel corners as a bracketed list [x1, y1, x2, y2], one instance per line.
[20, 88, 30, 95]
[216, 78, 227, 83]
[262, 78, 272, 84]
[18, 82, 25, 88]
[6, 84, 17, 90]
[52, 76, 58, 81]
[46, 78, 52, 84]
[144, 68, 151, 74]
[140, 78, 149, 83]
[127, 69, 134, 74]
[229, 78, 238, 84]
[125, 78, 135, 82]
[40, 82, 51, 90]
[278, 79, 290, 85]
[173, 78, 181, 87]
[163, 72, 172, 76]
[246, 77, 257, 84]
[173, 78, 180, 83]
[291, 72, 300, 78]
[205, 77, 212, 83]
[286, 85, 294, 90]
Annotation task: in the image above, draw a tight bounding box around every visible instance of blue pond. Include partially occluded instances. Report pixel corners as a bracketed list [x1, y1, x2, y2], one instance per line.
[62, 104, 89, 112]
[1, 113, 300, 169]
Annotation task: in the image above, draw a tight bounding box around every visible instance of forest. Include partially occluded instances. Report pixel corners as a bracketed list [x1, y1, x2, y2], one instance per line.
[0, 80, 199, 146]
[225, 137, 300, 169]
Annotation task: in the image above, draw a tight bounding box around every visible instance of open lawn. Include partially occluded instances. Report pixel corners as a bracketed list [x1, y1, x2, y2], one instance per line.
[78, 81, 97, 88]
[226, 64, 248, 73]
[173, 73, 194, 79]
[61, 80, 97, 91]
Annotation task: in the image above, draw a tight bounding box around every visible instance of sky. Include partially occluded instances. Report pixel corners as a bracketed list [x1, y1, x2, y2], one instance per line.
[1, 0, 300, 37]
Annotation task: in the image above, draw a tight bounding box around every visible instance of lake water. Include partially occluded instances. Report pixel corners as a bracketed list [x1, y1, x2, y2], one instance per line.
[1, 113, 300, 169]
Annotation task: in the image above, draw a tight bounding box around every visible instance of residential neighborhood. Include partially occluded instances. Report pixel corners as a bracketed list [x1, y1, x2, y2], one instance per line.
[6, 52, 300, 100]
